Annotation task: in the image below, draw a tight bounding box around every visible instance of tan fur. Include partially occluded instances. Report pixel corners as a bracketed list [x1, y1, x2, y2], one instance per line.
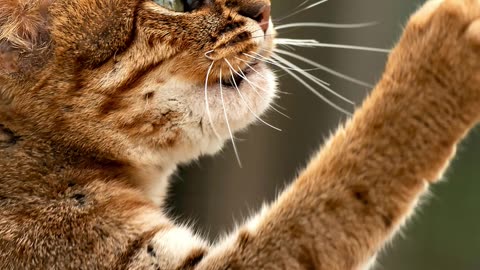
[0, 0, 479, 269]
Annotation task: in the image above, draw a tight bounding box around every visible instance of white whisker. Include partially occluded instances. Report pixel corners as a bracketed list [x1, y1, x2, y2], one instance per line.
[275, 22, 377, 30]
[249, 52, 337, 92]
[297, 0, 310, 9]
[276, 0, 329, 22]
[303, 0, 329, 10]
[273, 48, 374, 88]
[275, 38, 391, 53]
[237, 56, 308, 93]
[237, 56, 331, 75]
[234, 58, 267, 80]
[224, 59, 282, 132]
[204, 50, 215, 60]
[204, 61, 222, 140]
[219, 68, 242, 167]
[244, 53, 328, 86]
[242, 53, 278, 66]
[265, 53, 354, 106]
[269, 103, 291, 119]
[271, 54, 353, 116]
[233, 64, 291, 119]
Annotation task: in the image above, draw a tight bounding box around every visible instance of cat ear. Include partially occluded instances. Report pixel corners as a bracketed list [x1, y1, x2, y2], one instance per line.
[0, 0, 51, 74]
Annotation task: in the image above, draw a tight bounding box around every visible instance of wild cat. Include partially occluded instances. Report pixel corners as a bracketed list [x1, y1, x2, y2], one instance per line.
[0, 0, 479, 269]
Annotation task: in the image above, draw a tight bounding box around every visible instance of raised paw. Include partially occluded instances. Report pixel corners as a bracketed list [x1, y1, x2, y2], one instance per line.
[387, 0, 480, 123]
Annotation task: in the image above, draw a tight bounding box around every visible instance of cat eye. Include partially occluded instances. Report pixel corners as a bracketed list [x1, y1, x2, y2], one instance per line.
[153, 0, 203, 12]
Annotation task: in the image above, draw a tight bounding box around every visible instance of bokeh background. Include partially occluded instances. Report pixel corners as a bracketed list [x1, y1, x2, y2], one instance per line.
[167, 1, 480, 269]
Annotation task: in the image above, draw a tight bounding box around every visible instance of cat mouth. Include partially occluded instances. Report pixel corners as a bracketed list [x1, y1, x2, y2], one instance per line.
[221, 63, 258, 88]
[222, 72, 245, 88]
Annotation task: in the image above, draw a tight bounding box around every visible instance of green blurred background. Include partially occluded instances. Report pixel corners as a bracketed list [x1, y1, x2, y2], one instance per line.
[167, 1, 480, 269]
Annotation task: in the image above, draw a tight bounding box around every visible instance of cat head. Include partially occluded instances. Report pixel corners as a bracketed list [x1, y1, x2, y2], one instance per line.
[0, 0, 276, 166]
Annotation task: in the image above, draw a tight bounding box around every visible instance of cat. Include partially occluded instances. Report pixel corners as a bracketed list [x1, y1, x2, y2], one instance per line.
[0, 0, 479, 269]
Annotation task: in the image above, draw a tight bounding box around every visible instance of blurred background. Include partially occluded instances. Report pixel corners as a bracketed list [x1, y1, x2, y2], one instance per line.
[167, 1, 480, 269]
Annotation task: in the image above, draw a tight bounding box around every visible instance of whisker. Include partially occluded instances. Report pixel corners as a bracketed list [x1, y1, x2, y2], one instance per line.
[237, 56, 331, 75]
[297, 0, 311, 9]
[303, 0, 329, 10]
[276, 0, 329, 22]
[263, 52, 354, 106]
[274, 48, 374, 88]
[243, 52, 352, 112]
[240, 60, 267, 80]
[243, 52, 329, 80]
[249, 52, 335, 90]
[225, 59, 282, 132]
[233, 63, 291, 119]
[242, 53, 279, 67]
[204, 61, 222, 140]
[271, 54, 353, 116]
[275, 22, 377, 30]
[219, 68, 242, 167]
[205, 50, 215, 60]
[269, 102, 291, 119]
[236, 57, 299, 92]
[275, 38, 391, 53]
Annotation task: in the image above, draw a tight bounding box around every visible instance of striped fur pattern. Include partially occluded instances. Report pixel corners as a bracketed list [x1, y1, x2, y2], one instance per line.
[0, 0, 479, 269]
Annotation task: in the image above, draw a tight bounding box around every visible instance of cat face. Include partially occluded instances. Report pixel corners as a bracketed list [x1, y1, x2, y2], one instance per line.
[0, 0, 276, 165]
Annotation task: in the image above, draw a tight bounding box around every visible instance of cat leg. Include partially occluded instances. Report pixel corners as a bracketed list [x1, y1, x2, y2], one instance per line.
[191, 1, 480, 269]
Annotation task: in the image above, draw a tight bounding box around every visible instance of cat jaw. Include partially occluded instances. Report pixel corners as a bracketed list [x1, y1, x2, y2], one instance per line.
[117, 21, 278, 202]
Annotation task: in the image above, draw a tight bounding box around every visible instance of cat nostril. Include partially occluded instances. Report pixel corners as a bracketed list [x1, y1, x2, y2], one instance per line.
[239, 3, 271, 34]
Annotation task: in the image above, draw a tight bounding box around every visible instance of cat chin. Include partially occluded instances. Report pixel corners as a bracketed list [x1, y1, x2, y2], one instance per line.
[152, 62, 276, 139]
[198, 63, 278, 135]
[133, 63, 277, 166]
[191, 62, 277, 151]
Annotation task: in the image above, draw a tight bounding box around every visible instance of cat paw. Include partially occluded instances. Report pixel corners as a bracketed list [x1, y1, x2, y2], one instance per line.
[391, 0, 480, 122]
[409, 0, 480, 46]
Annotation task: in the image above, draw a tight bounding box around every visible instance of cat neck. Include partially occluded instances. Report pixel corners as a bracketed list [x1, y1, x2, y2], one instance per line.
[0, 106, 176, 206]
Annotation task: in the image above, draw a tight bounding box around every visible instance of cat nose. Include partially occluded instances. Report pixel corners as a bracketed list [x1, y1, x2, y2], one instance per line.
[238, 2, 271, 34]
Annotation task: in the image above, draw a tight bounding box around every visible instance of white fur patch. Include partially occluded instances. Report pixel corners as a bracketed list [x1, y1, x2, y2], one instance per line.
[150, 226, 208, 268]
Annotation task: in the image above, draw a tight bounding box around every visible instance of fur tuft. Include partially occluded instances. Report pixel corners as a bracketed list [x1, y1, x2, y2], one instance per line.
[0, 0, 50, 51]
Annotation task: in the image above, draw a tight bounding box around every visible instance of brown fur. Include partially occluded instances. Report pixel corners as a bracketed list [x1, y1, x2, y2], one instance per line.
[0, 0, 479, 269]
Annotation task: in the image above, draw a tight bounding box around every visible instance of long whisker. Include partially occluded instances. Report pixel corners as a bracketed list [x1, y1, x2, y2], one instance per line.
[239, 55, 316, 93]
[243, 53, 329, 85]
[261, 52, 355, 106]
[248, 52, 337, 92]
[204, 50, 215, 60]
[276, 0, 329, 22]
[233, 64, 291, 119]
[271, 54, 353, 116]
[236, 56, 293, 92]
[241, 61, 267, 80]
[219, 68, 242, 167]
[242, 53, 278, 66]
[225, 59, 282, 132]
[297, 0, 311, 9]
[303, 0, 329, 9]
[275, 22, 377, 30]
[236, 56, 331, 74]
[273, 48, 374, 88]
[243, 53, 337, 102]
[204, 61, 222, 140]
[275, 38, 391, 53]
